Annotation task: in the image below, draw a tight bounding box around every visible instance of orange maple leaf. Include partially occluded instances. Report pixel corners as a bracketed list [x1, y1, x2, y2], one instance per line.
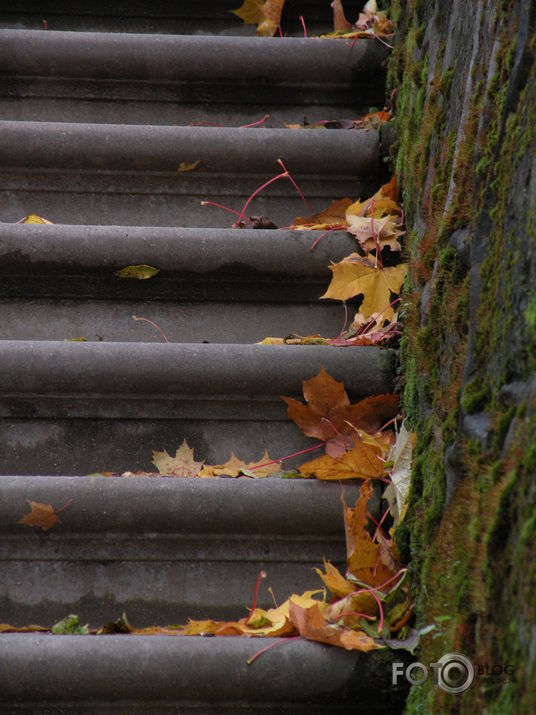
[288, 600, 381, 651]
[297, 433, 387, 480]
[17, 499, 72, 532]
[343, 480, 399, 588]
[282, 369, 398, 457]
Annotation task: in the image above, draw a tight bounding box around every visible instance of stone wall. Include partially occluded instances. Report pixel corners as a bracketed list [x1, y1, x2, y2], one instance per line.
[389, 0, 535, 711]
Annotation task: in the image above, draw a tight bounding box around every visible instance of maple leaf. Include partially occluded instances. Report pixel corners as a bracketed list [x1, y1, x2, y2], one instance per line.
[298, 433, 387, 480]
[314, 560, 355, 598]
[152, 439, 204, 476]
[282, 369, 398, 456]
[199, 450, 280, 478]
[321, 256, 408, 323]
[17, 499, 71, 531]
[343, 480, 399, 588]
[288, 600, 381, 651]
[346, 214, 403, 253]
[114, 264, 159, 280]
[231, 0, 285, 36]
[292, 197, 353, 230]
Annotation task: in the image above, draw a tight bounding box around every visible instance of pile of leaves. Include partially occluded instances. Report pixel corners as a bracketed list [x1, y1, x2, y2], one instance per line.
[260, 175, 407, 347]
[231, 0, 394, 41]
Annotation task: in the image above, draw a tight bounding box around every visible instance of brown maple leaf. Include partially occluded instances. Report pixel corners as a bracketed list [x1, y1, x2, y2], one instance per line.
[282, 369, 398, 457]
[288, 600, 380, 651]
[17, 499, 72, 532]
[292, 197, 353, 230]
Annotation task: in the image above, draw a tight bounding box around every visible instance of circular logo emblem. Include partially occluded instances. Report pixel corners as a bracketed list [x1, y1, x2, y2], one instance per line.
[435, 653, 475, 693]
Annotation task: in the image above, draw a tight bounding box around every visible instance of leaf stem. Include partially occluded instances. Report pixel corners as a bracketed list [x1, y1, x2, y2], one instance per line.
[132, 315, 169, 343]
[244, 570, 267, 625]
[247, 636, 300, 665]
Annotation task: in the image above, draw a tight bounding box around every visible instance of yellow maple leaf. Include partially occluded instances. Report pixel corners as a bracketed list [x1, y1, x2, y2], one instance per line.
[152, 439, 204, 476]
[199, 450, 280, 478]
[321, 256, 408, 322]
[178, 160, 200, 173]
[21, 214, 53, 224]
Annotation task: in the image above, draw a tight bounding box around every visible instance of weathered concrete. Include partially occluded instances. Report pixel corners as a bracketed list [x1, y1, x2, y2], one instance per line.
[0, 635, 411, 713]
[0, 121, 381, 226]
[0, 476, 367, 624]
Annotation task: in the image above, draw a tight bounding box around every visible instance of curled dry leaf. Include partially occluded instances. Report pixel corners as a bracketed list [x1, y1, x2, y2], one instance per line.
[199, 450, 281, 478]
[343, 481, 400, 588]
[178, 160, 200, 172]
[331, 0, 352, 31]
[292, 197, 352, 230]
[231, 0, 286, 36]
[114, 264, 160, 280]
[20, 214, 53, 224]
[289, 600, 381, 652]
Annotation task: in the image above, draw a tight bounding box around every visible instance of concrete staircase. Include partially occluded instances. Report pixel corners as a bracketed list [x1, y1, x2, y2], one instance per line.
[0, 3, 408, 712]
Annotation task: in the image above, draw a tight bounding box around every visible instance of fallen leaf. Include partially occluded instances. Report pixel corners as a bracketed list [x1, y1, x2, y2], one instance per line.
[51, 614, 89, 635]
[0, 623, 49, 633]
[292, 198, 353, 230]
[331, 0, 352, 31]
[375, 175, 399, 202]
[179, 619, 225, 636]
[178, 160, 200, 172]
[21, 214, 53, 224]
[200, 450, 281, 478]
[385, 421, 416, 524]
[64, 337, 87, 342]
[343, 481, 399, 588]
[289, 600, 381, 651]
[298, 433, 386, 480]
[114, 264, 159, 280]
[231, 0, 286, 36]
[282, 369, 398, 456]
[321, 256, 408, 323]
[249, 215, 278, 229]
[314, 560, 355, 598]
[17, 500, 64, 531]
[354, 109, 392, 129]
[346, 214, 403, 254]
[152, 439, 204, 477]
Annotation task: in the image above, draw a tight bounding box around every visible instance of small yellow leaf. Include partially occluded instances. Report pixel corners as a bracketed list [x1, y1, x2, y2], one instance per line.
[21, 214, 53, 224]
[64, 337, 87, 342]
[178, 160, 200, 173]
[114, 264, 159, 280]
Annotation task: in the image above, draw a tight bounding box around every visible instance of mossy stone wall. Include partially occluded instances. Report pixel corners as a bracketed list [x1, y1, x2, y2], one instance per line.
[388, 0, 535, 711]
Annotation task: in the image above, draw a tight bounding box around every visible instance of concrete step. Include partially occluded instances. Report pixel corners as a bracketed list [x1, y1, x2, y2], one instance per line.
[0, 223, 356, 342]
[0, 0, 336, 36]
[0, 120, 386, 227]
[0, 475, 367, 625]
[0, 32, 388, 124]
[0, 341, 394, 474]
[0, 635, 410, 713]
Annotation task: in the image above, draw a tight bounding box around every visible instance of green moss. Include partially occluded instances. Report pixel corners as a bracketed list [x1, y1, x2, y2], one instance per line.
[461, 375, 491, 414]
